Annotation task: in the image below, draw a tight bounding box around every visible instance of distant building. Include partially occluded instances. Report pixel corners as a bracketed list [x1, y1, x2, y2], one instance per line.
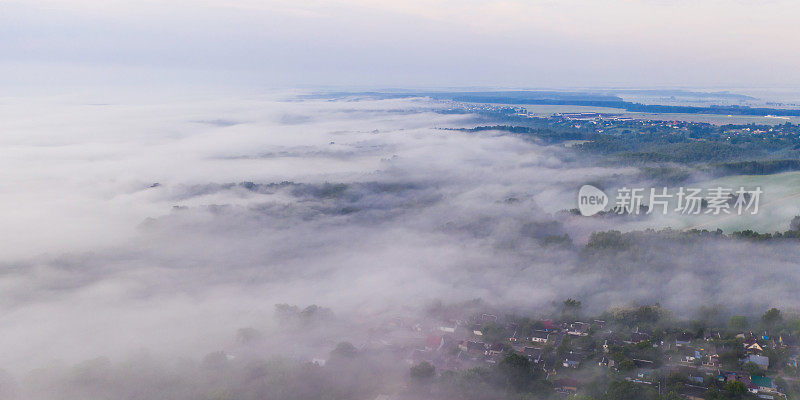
[562, 351, 585, 368]
[523, 347, 544, 364]
[567, 322, 590, 336]
[746, 354, 769, 369]
[553, 378, 580, 393]
[530, 330, 551, 343]
[676, 332, 693, 346]
[459, 340, 486, 353]
[626, 328, 651, 344]
[487, 342, 507, 356]
[749, 375, 774, 392]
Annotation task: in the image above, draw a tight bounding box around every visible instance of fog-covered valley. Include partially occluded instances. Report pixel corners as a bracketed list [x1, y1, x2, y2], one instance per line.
[2, 92, 800, 399]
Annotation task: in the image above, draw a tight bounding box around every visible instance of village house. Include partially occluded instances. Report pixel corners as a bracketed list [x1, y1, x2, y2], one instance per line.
[530, 330, 551, 344]
[599, 356, 620, 371]
[553, 378, 580, 394]
[567, 321, 590, 336]
[562, 351, 585, 368]
[439, 324, 456, 334]
[743, 336, 764, 353]
[459, 340, 486, 354]
[703, 353, 720, 368]
[523, 346, 544, 364]
[425, 335, 444, 351]
[676, 332, 693, 346]
[486, 342, 507, 357]
[746, 354, 769, 369]
[750, 375, 775, 392]
[626, 329, 651, 344]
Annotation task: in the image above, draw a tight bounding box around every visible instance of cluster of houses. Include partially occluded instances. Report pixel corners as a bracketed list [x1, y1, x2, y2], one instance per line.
[402, 316, 607, 391]
[396, 312, 799, 399]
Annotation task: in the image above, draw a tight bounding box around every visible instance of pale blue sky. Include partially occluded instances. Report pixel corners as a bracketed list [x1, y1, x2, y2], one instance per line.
[2, 0, 799, 89]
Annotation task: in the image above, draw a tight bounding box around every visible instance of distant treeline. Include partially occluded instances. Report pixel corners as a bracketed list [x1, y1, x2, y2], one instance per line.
[454, 125, 800, 177]
[590, 141, 752, 163]
[715, 159, 800, 175]
[336, 91, 800, 116]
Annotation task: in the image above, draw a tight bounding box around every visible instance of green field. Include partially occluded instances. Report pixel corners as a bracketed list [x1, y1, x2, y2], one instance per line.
[666, 171, 800, 232]
[518, 104, 800, 125]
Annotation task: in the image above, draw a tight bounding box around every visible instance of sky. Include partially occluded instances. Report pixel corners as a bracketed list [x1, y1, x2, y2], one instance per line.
[2, 0, 800, 89]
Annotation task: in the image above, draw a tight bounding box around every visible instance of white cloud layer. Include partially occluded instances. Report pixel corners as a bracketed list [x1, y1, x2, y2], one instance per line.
[2, 92, 800, 388]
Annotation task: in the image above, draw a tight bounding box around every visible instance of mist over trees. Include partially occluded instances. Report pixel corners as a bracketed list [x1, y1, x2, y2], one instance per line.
[1, 94, 800, 399]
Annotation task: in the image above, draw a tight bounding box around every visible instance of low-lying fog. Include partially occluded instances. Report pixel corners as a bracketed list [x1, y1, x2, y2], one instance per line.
[1, 91, 798, 398]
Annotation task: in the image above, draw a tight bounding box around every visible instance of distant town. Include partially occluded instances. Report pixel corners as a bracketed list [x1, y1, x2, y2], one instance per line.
[441, 101, 800, 180]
